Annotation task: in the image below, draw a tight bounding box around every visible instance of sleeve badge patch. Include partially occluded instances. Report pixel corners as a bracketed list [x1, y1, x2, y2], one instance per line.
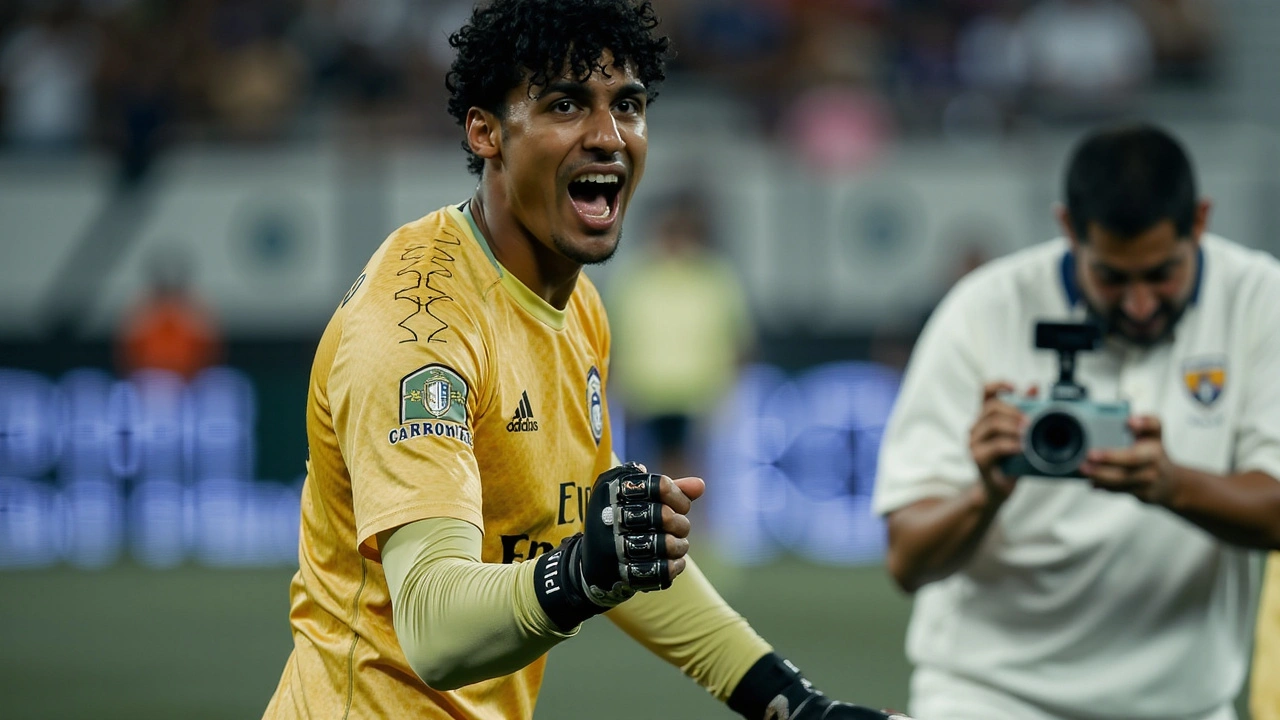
[401, 364, 469, 425]
[391, 364, 473, 447]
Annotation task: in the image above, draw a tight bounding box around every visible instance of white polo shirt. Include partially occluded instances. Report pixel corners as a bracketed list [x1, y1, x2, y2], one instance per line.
[873, 233, 1280, 718]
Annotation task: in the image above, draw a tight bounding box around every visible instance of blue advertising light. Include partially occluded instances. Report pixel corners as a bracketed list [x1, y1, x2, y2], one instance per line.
[0, 360, 902, 569]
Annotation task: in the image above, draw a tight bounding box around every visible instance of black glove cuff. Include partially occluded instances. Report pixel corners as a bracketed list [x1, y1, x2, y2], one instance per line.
[532, 534, 608, 632]
[727, 652, 818, 720]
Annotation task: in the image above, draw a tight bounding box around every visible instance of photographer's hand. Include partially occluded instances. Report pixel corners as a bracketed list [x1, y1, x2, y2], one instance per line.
[1083, 417, 1280, 548]
[968, 381, 1034, 504]
[1081, 416, 1178, 505]
[887, 380, 1035, 592]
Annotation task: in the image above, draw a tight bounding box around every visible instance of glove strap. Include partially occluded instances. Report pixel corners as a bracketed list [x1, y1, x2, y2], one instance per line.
[532, 534, 609, 632]
[727, 652, 821, 720]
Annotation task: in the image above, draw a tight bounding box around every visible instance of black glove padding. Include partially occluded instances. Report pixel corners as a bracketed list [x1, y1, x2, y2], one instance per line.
[791, 697, 913, 720]
[533, 462, 671, 631]
[728, 653, 914, 720]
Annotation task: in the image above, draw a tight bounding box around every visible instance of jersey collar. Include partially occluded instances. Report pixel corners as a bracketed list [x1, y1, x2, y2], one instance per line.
[1059, 243, 1205, 308]
[457, 200, 568, 330]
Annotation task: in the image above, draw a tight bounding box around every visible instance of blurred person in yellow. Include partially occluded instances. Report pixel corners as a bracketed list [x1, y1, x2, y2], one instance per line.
[1255, 553, 1280, 720]
[262, 2, 912, 720]
[609, 190, 753, 480]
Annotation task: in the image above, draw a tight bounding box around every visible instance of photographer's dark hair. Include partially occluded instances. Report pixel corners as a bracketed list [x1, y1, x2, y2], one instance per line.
[446, 0, 670, 176]
[1064, 123, 1198, 240]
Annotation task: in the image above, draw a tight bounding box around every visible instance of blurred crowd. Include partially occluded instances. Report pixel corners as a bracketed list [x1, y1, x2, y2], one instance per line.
[0, 0, 1222, 164]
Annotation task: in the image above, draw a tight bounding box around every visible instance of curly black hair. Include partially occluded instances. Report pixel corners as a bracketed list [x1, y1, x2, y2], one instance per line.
[445, 0, 670, 176]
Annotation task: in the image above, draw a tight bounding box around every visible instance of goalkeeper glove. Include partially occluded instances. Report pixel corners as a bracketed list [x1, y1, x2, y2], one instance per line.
[533, 462, 674, 631]
[727, 652, 914, 720]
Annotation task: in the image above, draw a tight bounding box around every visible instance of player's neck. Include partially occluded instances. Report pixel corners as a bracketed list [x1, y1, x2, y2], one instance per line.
[470, 186, 581, 310]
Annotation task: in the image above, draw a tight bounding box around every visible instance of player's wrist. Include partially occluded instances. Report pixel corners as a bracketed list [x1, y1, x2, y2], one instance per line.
[726, 653, 908, 720]
[727, 652, 808, 719]
[729, 652, 847, 719]
[531, 534, 610, 632]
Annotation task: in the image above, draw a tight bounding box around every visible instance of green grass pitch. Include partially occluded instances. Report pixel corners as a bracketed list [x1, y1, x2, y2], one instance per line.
[0, 558, 1255, 719]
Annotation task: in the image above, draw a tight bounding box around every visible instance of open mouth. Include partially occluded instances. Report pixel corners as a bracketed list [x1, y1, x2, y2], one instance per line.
[567, 173, 624, 231]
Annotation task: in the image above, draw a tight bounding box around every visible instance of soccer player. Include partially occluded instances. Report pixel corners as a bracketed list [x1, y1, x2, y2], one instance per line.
[262, 2, 910, 719]
[874, 122, 1280, 719]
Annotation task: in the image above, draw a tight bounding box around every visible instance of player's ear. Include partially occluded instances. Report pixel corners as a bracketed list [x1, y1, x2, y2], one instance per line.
[1190, 198, 1212, 244]
[466, 108, 502, 164]
[1054, 203, 1081, 251]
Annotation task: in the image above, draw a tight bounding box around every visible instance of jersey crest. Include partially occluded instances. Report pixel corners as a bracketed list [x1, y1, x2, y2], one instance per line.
[586, 366, 603, 444]
[1183, 357, 1226, 408]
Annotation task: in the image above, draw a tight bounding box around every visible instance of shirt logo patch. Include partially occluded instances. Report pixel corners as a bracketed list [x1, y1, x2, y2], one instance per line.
[587, 366, 603, 445]
[507, 391, 540, 432]
[402, 364, 468, 423]
[1183, 357, 1226, 408]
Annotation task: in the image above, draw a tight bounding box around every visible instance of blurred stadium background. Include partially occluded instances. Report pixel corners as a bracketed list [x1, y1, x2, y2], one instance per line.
[0, 0, 1272, 717]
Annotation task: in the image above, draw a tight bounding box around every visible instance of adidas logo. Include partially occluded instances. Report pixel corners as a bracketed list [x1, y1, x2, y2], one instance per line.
[506, 391, 539, 432]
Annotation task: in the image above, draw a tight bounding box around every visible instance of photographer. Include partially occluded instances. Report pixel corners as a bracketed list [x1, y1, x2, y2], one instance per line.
[873, 122, 1280, 720]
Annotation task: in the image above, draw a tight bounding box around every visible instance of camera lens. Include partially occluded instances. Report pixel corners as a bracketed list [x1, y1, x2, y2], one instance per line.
[1029, 411, 1085, 467]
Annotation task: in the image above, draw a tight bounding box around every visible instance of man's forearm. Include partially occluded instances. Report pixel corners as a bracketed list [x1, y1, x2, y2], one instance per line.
[1166, 469, 1280, 549]
[885, 484, 1003, 593]
[606, 555, 772, 701]
[381, 518, 576, 690]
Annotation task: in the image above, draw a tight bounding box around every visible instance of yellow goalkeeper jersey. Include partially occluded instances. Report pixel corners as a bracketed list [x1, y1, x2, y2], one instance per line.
[264, 201, 615, 719]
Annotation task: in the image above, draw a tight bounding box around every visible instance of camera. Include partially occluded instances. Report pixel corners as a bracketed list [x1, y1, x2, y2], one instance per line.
[1000, 322, 1133, 479]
